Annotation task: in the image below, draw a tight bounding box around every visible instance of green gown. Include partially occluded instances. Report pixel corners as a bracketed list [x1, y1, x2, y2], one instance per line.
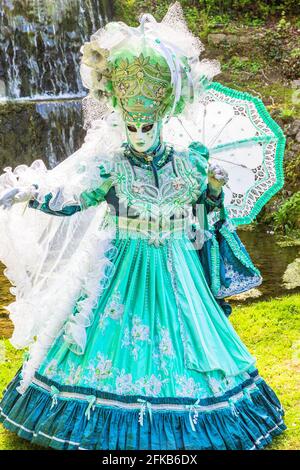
[0, 142, 285, 450]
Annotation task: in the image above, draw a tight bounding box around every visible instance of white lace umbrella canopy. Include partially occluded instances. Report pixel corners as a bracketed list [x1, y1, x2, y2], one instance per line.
[164, 82, 286, 226]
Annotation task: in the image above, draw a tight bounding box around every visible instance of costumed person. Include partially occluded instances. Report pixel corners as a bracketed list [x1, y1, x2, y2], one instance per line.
[0, 3, 286, 450]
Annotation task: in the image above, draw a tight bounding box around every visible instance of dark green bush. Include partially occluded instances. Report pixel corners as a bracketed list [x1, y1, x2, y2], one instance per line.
[274, 192, 300, 233]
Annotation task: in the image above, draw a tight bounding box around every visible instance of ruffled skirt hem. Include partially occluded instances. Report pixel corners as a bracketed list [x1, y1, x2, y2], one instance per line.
[0, 371, 286, 450]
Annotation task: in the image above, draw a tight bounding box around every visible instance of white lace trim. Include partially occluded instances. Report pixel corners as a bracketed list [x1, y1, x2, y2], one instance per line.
[31, 376, 259, 412]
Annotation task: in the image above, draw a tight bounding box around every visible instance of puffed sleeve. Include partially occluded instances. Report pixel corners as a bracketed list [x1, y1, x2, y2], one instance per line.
[28, 192, 82, 216]
[28, 162, 113, 216]
[188, 141, 209, 179]
[188, 141, 224, 213]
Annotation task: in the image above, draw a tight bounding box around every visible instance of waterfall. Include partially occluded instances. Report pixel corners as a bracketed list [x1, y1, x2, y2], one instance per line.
[0, 0, 112, 98]
[0, 0, 113, 169]
[35, 99, 83, 168]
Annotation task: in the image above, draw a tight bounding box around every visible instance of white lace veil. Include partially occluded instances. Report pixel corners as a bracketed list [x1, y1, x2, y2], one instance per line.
[0, 116, 124, 392]
[0, 2, 220, 393]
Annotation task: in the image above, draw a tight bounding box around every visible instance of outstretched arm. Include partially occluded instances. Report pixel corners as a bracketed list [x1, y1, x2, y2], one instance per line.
[0, 183, 109, 216]
[28, 184, 110, 216]
[28, 188, 82, 217]
[0, 184, 82, 216]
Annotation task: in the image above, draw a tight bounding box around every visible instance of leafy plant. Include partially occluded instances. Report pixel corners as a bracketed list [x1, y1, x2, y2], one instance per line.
[222, 56, 262, 74]
[274, 192, 300, 233]
[278, 107, 297, 120]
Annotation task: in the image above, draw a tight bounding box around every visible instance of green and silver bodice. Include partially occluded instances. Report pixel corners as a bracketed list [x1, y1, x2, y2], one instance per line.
[80, 142, 224, 245]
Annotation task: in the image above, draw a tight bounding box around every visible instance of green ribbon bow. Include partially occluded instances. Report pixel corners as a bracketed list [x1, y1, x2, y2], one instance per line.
[228, 397, 240, 418]
[186, 398, 201, 432]
[137, 399, 152, 426]
[50, 385, 60, 410]
[85, 395, 97, 421]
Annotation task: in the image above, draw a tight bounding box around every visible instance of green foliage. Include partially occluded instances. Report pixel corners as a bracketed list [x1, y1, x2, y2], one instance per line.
[114, 0, 139, 26]
[278, 107, 297, 120]
[273, 192, 300, 233]
[231, 294, 300, 450]
[0, 341, 42, 449]
[277, 11, 292, 30]
[222, 56, 262, 74]
[285, 153, 300, 190]
[0, 341, 23, 399]
[114, 0, 300, 27]
[259, 15, 300, 80]
[198, 0, 299, 18]
[290, 48, 300, 59]
[262, 29, 285, 62]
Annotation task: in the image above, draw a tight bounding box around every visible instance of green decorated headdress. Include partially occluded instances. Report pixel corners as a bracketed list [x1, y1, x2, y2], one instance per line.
[109, 49, 175, 122]
[81, 41, 187, 122]
[80, 3, 221, 126]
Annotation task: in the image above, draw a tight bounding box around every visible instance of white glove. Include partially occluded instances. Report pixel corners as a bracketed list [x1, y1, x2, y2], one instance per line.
[0, 185, 38, 210]
[208, 163, 229, 197]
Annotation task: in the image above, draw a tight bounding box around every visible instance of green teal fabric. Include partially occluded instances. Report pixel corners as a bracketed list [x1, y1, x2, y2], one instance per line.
[37, 235, 256, 392]
[80, 178, 113, 209]
[27, 143, 261, 302]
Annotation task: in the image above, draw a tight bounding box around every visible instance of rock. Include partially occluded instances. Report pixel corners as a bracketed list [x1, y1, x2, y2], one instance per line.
[291, 79, 300, 89]
[0, 99, 85, 170]
[238, 35, 252, 45]
[293, 143, 300, 153]
[283, 258, 300, 290]
[296, 131, 300, 143]
[207, 33, 242, 46]
[286, 119, 300, 137]
[207, 33, 227, 45]
[229, 288, 262, 301]
[225, 34, 239, 45]
[285, 150, 295, 161]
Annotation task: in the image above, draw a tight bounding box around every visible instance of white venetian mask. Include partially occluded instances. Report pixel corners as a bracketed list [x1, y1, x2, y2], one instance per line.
[125, 121, 162, 153]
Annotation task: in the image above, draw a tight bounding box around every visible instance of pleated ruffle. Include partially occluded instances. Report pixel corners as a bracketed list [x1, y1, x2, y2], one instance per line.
[0, 371, 285, 450]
